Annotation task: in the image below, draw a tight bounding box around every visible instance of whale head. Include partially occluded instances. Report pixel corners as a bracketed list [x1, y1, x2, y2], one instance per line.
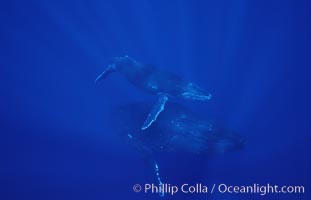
[208, 134, 246, 154]
[181, 82, 212, 101]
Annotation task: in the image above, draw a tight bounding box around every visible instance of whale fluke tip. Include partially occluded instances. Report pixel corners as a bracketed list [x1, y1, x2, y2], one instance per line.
[94, 64, 116, 85]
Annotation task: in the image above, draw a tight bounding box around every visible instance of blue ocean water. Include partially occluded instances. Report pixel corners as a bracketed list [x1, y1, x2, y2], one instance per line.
[0, 0, 310, 199]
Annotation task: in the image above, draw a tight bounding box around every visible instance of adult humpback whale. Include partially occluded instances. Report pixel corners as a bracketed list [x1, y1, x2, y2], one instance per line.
[95, 56, 212, 130]
[110, 101, 245, 197]
[111, 102, 245, 155]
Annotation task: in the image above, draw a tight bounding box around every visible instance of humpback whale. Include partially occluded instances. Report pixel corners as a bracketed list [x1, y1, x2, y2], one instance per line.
[109, 101, 245, 197]
[111, 102, 245, 155]
[95, 56, 212, 130]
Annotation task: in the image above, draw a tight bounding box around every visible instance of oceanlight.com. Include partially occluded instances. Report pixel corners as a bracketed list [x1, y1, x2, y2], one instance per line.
[132, 183, 305, 196]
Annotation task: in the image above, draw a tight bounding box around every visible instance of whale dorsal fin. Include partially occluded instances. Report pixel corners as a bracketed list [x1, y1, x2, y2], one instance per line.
[141, 94, 168, 130]
[94, 64, 116, 84]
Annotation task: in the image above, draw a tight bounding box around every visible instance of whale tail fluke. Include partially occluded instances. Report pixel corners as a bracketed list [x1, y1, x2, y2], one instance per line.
[95, 64, 116, 84]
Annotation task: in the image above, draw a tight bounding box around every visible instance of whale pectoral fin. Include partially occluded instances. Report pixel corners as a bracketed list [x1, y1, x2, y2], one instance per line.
[94, 65, 115, 84]
[141, 94, 168, 130]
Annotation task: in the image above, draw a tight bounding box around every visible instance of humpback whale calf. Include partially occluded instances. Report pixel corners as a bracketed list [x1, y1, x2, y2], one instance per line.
[95, 56, 212, 130]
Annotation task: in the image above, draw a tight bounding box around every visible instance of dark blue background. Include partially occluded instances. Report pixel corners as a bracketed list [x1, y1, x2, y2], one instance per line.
[1, 0, 310, 199]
